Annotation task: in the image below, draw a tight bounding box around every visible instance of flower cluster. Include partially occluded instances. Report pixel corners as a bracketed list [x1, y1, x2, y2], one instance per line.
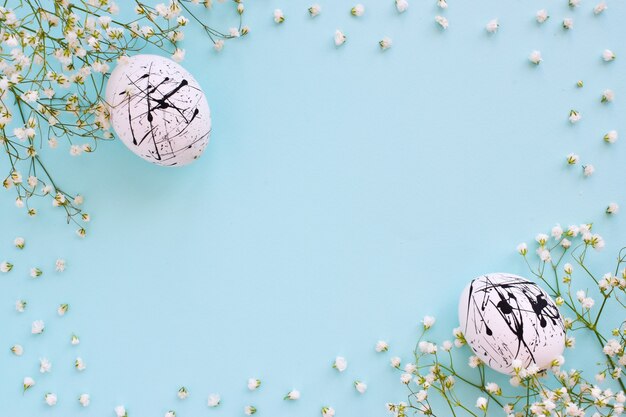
[387, 223, 625, 417]
[1, 0, 243, 234]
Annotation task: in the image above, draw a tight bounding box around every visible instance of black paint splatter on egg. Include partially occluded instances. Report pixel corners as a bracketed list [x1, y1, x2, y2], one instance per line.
[458, 273, 565, 374]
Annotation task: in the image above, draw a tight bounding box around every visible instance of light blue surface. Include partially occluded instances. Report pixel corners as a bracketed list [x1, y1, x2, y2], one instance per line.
[1, 1, 626, 416]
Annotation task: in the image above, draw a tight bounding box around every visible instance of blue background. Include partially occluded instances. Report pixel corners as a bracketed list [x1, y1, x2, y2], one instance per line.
[1, 0, 625, 416]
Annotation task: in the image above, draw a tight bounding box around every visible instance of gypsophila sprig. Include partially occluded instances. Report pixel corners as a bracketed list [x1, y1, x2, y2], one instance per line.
[391, 223, 626, 416]
[1, 1, 244, 233]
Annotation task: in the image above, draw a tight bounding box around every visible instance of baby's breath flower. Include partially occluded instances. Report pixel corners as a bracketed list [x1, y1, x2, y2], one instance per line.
[601, 89, 615, 103]
[321, 406, 335, 417]
[14, 237, 25, 249]
[354, 380, 367, 394]
[563, 18, 574, 29]
[476, 397, 488, 411]
[607, 203, 619, 214]
[23, 377, 35, 392]
[71, 334, 80, 345]
[333, 356, 347, 372]
[529, 50, 542, 65]
[437, 0, 448, 8]
[79, 393, 90, 407]
[334, 30, 346, 46]
[391, 356, 401, 368]
[485, 19, 499, 33]
[567, 153, 580, 165]
[247, 378, 261, 390]
[244, 405, 257, 415]
[115, 405, 127, 417]
[603, 49, 616, 62]
[1, 261, 13, 273]
[536, 9, 549, 23]
[351, 4, 365, 16]
[57, 304, 69, 316]
[435, 15, 449, 29]
[30, 267, 42, 278]
[11, 344, 23, 356]
[577, 80, 584, 88]
[273, 9, 285, 23]
[396, 0, 409, 13]
[376, 340, 389, 352]
[178, 386, 188, 399]
[207, 393, 220, 407]
[284, 390, 300, 400]
[309, 4, 321, 17]
[583, 164, 595, 177]
[422, 315, 436, 329]
[569, 110, 581, 123]
[40, 358, 52, 373]
[594, 2, 608, 14]
[604, 130, 618, 143]
[75, 357, 86, 371]
[32, 320, 45, 334]
[45, 393, 57, 406]
[379, 37, 393, 50]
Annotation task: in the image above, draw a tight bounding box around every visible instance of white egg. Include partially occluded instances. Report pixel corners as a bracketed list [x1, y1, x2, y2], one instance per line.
[105, 54, 211, 166]
[458, 273, 565, 374]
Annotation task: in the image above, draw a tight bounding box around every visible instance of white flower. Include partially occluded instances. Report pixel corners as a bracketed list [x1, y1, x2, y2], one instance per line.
[569, 0, 581, 7]
[334, 30, 346, 46]
[563, 18, 574, 29]
[390, 356, 401, 368]
[516, 242, 528, 255]
[582, 297, 595, 309]
[476, 397, 488, 411]
[535, 233, 549, 245]
[536, 9, 549, 23]
[71, 334, 80, 345]
[309, 4, 321, 17]
[354, 380, 367, 394]
[379, 37, 392, 50]
[551, 224, 563, 240]
[274, 9, 285, 23]
[607, 203, 619, 214]
[45, 393, 57, 406]
[604, 130, 618, 143]
[55, 259, 66, 272]
[172, 48, 185, 62]
[228, 27, 240, 38]
[284, 390, 300, 400]
[437, 0, 448, 8]
[14, 237, 25, 249]
[469, 355, 482, 368]
[583, 164, 595, 177]
[24, 377, 35, 391]
[30, 267, 43, 278]
[351, 4, 365, 16]
[594, 2, 608, 14]
[567, 153, 580, 164]
[32, 320, 45, 334]
[442, 340, 453, 351]
[244, 405, 257, 415]
[395, 0, 409, 13]
[79, 393, 90, 407]
[115, 405, 127, 417]
[165, 412, 176, 417]
[601, 89, 615, 103]
[40, 358, 52, 373]
[485, 19, 499, 33]
[603, 49, 616, 61]
[376, 340, 389, 352]
[435, 15, 449, 29]
[58, 303, 69, 316]
[207, 393, 221, 407]
[75, 357, 86, 371]
[11, 344, 23, 356]
[248, 378, 261, 390]
[214, 40, 224, 52]
[529, 50, 542, 64]
[485, 382, 501, 394]
[537, 248, 551, 262]
[569, 110, 581, 123]
[177, 386, 188, 399]
[422, 315, 436, 329]
[15, 299, 26, 312]
[322, 406, 335, 417]
[1, 261, 13, 273]
[401, 373, 412, 384]
[333, 356, 347, 372]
